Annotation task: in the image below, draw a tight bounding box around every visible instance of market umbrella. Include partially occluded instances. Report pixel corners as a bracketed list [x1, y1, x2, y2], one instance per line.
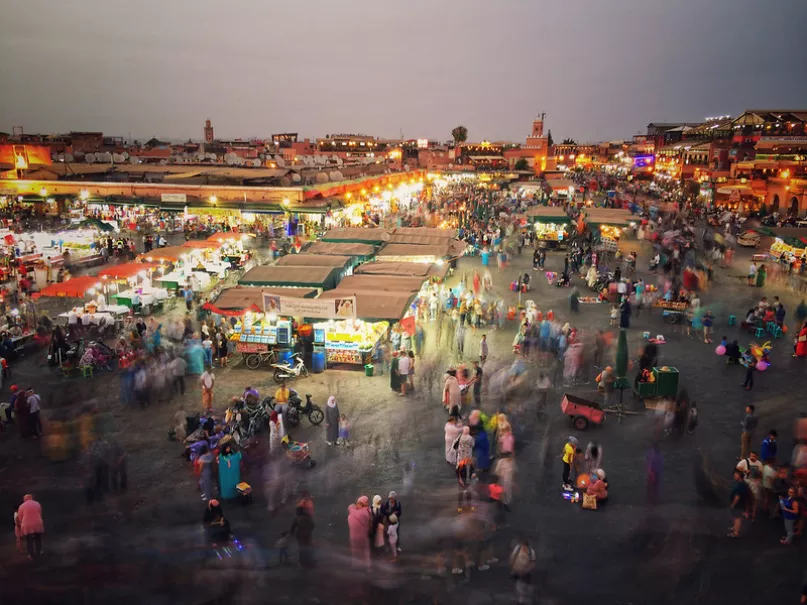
[615, 328, 629, 383]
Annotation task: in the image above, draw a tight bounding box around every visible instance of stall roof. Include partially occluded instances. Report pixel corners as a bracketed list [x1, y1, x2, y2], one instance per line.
[183, 240, 222, 249]
[377, 242, 465, 259]
[37, 275, 102, 298]
[239, 265, 337, 288]
[305, 241, 376, 257]
[388, 233, 457, 246]
[336, 274, 426, 293]
[525, 206, 570, 221]
[213, 286, 318, 310]
[546, 179, 576, 191]
[391, 227, 456, 239]
[207, 231, 257, 242]
[275, 254, 353, 268]
[98, 262, 158, 280]
[137, 246, 190, 263]
[585, 209, 633, 226]
[321, 227, 391, 245]
[318, 290, 415, 321]
[355, 262, 448, 279]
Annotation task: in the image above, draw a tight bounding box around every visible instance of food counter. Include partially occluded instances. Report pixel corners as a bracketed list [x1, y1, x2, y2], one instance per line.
[313, 319, 388, 366]
[230, 313, 293, 350]
[110, 287, 170, 309]
[770, 238, 807, 264]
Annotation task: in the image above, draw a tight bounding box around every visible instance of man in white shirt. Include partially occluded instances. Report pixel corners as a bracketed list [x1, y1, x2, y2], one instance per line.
[200, 368, 215, 413]
[397, 353, 411, 397]
[479, 334, 489, 365]
[27, 388, 42, 438]
[736, 451, 764, 521]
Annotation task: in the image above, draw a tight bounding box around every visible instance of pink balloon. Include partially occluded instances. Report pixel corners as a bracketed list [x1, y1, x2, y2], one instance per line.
[715, 345, 726, 356]
[756, 361, 769, 372]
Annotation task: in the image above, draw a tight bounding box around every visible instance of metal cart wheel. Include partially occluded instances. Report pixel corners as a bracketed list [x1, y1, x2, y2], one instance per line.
[573, 416, 589, 431]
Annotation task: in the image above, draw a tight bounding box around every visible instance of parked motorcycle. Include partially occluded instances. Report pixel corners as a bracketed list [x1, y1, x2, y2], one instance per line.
[271, 353, 309, 384]
[283, 393, 324, 428]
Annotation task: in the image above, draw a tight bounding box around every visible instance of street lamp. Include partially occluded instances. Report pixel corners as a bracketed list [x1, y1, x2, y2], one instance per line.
[209, 195, 218, 205]
[39, 187, 48, 197]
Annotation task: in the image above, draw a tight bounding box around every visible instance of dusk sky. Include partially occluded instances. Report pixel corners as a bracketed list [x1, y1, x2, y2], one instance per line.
[2, 0, 806, 144]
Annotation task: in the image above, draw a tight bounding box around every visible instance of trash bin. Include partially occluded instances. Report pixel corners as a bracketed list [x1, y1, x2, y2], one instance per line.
[364, 364, 374, 377]
[653, 367, 679, 397]
[311, 351, 325, 373]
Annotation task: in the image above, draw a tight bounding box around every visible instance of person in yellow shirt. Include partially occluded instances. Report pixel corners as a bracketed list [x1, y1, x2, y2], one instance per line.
[562, 436, 578, 489]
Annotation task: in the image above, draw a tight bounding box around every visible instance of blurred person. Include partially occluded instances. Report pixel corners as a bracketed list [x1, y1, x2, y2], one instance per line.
[17, 494, 44, 560]
[397, 349, 410, 396]
[561, 436, 578, 489]
[443, 368, 462, 416]
[387, 514, 399, 561]
[470, 360, 483, 406]
[737, 452, 764, 521]
[217, 443, 242, 500]
[324, 396, 339, 446]
[200, 367, 215, 414]
[289, 506, 315, 568]
[203, 499, 230, 545]
[370, 495, 386, 555]
[338, 413, 350, 446]
[26, 388, 41, 439]
[586, 469, 609, 505]
[509, 536, 536, 605]
[347, 496, 372, 571]
[494, 453, 516, 509]
[728, 469, 750, 538]
[761, 429, 778, 463]
[479, 333, 488, 365]
[535, 372, 551, 415]
[445, 415, 462, 466]
[740, 405, 758, 459]
[381, 491, 402, 552]
[780, 487, 800, 545]
[198, 444, 215, 501]
[647, 441, 663, 506]
[585, 441, 603, 475]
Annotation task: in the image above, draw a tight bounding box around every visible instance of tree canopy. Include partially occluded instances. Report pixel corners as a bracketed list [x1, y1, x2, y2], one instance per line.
[451, 125, 468, 144]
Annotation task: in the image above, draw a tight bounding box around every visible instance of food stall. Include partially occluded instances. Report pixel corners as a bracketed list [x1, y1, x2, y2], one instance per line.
[769, 237, 807, 264]
[584, 209, 632, 242]
[206, 231, 256, 265]
[99, 262, 168, 312]
[205, 286, 318, 357]
[525, 207, 570, 248]
[311, 317, 389, 366]
[238, 266, 342, 292]
[140, 246, 222, 292]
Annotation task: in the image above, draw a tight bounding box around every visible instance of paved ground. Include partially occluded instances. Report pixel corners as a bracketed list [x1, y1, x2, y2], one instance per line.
[2, 227, 807, 605]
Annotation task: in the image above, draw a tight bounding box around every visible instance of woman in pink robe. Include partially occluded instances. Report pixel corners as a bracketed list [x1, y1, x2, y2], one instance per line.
[347, 496, 372, 570]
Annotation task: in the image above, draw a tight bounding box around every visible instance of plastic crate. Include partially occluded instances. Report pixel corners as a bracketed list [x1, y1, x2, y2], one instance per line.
[636, 381, 657, 398]
[653, 367, 679, 397]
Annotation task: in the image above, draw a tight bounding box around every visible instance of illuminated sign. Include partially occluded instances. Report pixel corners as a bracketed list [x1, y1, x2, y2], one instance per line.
[417, 139, 429, 149]
[633, 155, 654, 168]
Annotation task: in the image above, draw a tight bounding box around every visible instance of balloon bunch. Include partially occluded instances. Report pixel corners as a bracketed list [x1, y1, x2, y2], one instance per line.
[743, 340, 772, 372]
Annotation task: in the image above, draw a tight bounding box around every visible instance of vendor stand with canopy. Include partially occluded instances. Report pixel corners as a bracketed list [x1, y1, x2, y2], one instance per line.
[206, 286, 318, 361]
[321, 227, 391, 246]
[99, 262, 167, 313]
[206, 231, 256, 266]
[525, 206, 570, 249]
[355, 261, 448, 280]
[140, 246, 225, 293]
[37, 276, 121, 329]
[583, 209, 632, 243]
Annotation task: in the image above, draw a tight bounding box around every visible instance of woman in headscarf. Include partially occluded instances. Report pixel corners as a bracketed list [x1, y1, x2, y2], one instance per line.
[347, 496, 372, 570]
[370, 495, 386, 555]
[217, 443, 242, 500]
[443, 368, 461, 416]
[17, 494, 44, 560]
[445, 415, 462, 466]
[390, 351, 401, 393]
[497, 417, 515, 457]
[324, 396, 339, 446]
[456, 426, 475, 467]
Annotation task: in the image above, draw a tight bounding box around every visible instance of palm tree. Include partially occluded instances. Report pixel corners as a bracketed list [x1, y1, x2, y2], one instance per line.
[547, 130, 554, 147]
[451, 126, 468, 145]
[561, 138, 578, 146]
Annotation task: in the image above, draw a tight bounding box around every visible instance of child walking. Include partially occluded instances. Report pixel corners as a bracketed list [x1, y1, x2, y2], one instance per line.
[609, 306, 618, 326]
[337, 413, 350, 446]
[387, 514, 399, 561]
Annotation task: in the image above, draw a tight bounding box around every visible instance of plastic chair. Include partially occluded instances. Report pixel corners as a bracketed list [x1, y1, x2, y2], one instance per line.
[728, 315, 736, 327]
[81, 365, 93, 379]
[754, 327, 765, 339]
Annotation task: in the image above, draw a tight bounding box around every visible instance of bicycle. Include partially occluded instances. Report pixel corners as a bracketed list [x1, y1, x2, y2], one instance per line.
[244, 349, 277, 370]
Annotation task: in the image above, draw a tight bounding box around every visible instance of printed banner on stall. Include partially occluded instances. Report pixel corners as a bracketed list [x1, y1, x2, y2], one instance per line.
[263, 294, 356, 319]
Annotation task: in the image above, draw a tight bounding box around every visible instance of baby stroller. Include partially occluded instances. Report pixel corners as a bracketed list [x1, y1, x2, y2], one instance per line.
[281, 435, 316, 469]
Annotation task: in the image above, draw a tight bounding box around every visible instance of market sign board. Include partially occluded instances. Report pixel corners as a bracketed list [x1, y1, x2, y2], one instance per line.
[161, 193, 187, 203]
[263, 294, 357, 319]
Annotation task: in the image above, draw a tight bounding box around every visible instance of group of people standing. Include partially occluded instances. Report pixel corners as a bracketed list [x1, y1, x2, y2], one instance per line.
[347, 492, 402, 569]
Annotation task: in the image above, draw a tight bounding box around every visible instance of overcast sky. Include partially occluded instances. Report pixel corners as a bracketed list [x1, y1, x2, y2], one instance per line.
[1, 0, 806, 144]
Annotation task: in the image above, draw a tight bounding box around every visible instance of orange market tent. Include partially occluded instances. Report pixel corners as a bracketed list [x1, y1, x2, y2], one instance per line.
[183, 240, 222, 249]
[37, 276, 102, 298]
[137, 246, 189, 263]
[98, 262, 158, 281]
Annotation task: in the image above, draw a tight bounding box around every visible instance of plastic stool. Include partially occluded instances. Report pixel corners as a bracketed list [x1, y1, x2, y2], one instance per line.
[767, 322, 777, 333]
[728, 315, 736, 327]
[772, 326, 783, 339]
[754, 327, 765, 339]
[81, 365, 93, 379]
